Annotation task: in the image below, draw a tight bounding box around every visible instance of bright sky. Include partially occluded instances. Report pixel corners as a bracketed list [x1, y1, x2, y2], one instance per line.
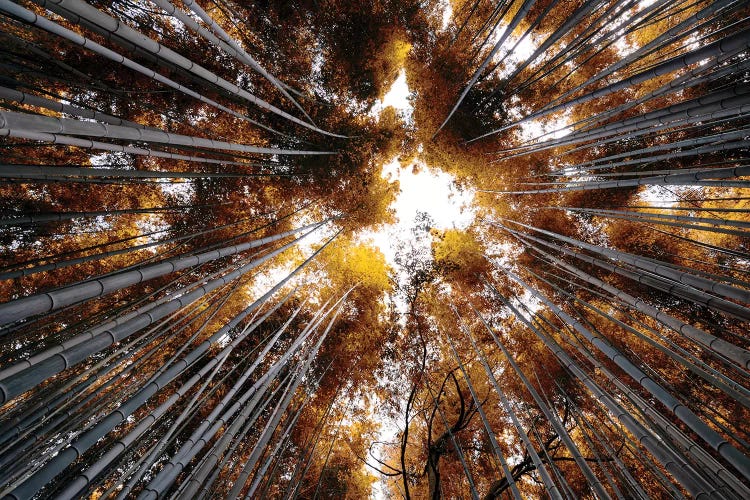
[439, 0, 452, 29]
[359, 159, 476, 268]
[369, 69, 412, 122]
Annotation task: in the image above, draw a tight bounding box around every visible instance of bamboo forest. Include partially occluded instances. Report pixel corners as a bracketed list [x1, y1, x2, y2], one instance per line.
[1, 0, 750, 498]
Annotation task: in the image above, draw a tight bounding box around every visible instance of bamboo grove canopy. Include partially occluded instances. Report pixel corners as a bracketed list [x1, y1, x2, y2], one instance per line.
[0, 0, 749, 498]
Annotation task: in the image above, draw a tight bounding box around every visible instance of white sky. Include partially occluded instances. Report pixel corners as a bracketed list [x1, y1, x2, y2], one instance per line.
[359, 158, 476, 268]
[439, 0, 452, 29]
[369, 69, 413, 123]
